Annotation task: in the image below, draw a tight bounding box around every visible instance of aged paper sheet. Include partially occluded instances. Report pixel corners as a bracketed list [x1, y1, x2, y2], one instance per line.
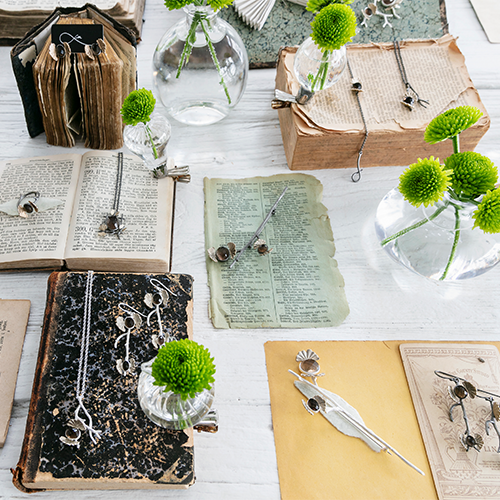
[204, 174, 349, 328]
[282, 35, 487, 133]
[0, 300, 30, 447]
[264, 341, 436, 500]
[401, 343, 500, 500]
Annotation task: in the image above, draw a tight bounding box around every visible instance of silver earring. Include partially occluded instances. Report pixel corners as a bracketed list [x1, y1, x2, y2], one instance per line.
[145, 279, 176, 348]
[114, 303, 145, 376]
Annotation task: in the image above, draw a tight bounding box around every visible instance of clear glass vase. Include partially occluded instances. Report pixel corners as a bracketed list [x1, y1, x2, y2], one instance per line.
[123, 113, 171, 171]
[293, 37, 347, 93]
[153, 5, 249, 126]
[375, 188, 500, 281]
[137, 357, 215, 430]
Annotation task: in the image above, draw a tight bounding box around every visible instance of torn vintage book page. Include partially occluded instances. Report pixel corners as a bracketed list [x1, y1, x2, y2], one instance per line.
[282, 34, 488, 133]
[401, 343, 500, 500]
[204, 174, 349, 328]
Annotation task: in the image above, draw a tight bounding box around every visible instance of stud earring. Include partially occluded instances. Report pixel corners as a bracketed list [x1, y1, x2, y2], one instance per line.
[114, 303, 145, 376]
[145, 278, 176, 348]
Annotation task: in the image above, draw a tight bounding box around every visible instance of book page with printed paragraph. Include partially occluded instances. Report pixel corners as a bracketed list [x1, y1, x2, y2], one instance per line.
[0, 154, 81, 270]
[64, 151, 174, 273]
[204, 174, 349, 328]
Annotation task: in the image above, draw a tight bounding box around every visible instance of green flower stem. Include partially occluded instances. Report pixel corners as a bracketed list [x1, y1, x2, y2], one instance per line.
[452, 134, 460, 154]
[145, 124, 158, 159]
[439, 205, 461, 280]
[200, 18, 231, 104]
[312, 50, 330, 91]
[176, 13, 200, 78]
[380, 204, 448, 247]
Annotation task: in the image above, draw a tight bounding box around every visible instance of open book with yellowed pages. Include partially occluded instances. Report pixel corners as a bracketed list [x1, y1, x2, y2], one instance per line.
[0, 152, 174, 272]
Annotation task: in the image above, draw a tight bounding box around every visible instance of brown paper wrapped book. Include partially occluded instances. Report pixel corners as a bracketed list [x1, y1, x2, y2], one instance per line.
[275, 35, 490, 171]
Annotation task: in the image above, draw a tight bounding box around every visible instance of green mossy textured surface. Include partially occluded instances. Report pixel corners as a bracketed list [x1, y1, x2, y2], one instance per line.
[220, 0, 446, 67]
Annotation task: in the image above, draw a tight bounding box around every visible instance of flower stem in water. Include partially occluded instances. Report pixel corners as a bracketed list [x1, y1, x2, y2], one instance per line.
[145, 124, 158, 159]
[439, 205, 461, 280]
[380, 204, 448, 247]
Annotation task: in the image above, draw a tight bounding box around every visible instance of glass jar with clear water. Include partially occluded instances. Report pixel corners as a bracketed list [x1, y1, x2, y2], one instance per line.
[153, 5, 249, 126]
[375, 189, 500, 281]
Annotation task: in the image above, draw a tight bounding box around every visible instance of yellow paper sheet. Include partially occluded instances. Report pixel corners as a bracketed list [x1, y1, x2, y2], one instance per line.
[265, 340, 436, 500]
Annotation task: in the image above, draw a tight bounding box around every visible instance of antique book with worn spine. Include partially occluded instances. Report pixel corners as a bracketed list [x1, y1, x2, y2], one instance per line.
[13, 271, 195, 492]
[11, 5, 136, 144]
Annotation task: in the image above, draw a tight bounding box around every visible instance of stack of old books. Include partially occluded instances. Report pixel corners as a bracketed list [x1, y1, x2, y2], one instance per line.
[11, 5, 136, 149]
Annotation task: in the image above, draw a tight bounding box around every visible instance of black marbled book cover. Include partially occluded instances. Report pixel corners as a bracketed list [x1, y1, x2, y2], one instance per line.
[13, 271, 195, 492]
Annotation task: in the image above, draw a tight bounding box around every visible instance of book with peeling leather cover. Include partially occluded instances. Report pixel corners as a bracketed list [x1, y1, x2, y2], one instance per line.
[13, 271, 195, 492]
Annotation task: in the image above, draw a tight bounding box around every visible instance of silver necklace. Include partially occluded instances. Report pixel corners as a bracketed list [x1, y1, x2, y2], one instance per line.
[60, 270, 102, 448]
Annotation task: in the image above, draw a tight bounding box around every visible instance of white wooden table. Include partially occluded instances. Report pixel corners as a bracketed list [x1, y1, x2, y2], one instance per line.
[1, 0, 499, 497]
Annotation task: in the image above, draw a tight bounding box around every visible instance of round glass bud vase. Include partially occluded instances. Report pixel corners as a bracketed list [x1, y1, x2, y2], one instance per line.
[375, 188, 500, 281]
[137, 357, 215, 430]
[123, 113, 171, 171]
[153, 5, 249, 126]
[293, 37, 347, 93]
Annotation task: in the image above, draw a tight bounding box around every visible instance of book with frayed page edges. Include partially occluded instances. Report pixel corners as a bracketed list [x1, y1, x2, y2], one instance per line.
[11, 4, 136, 144]
[13, 271, 195, 492]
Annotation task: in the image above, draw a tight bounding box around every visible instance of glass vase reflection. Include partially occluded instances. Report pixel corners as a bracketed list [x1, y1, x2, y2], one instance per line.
[375, 189, 500, 281]
[153, 5, 249, 126]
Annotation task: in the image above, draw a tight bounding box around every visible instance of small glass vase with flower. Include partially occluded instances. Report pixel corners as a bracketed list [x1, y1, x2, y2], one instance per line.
[137, 339, 216, 430]
[121, 88, 172, 178]
[375, 106, 500, 281]
[293, 0, 356, 97]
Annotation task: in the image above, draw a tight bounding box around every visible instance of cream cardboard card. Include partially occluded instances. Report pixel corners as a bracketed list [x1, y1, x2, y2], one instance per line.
[401, 343, 500, 500]
[0, 299, 30, 447]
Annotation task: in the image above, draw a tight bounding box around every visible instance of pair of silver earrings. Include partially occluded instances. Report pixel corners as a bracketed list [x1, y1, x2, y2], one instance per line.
[436, 370, 500, 453]
[114, 279, 176, 376]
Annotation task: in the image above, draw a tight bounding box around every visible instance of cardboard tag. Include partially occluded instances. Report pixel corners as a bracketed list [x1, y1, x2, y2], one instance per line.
[0, 300, 30, 447]
[51, 24, 104, 53]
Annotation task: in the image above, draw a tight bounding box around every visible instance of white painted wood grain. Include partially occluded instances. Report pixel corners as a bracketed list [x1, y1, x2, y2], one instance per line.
[0, 0, 499, 497]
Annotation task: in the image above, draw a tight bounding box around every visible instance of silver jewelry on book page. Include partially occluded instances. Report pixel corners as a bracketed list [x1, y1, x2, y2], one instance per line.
[0, 191, 63, 217]
[393, 41, 429, 110]
[17, 191, 40, 217]
[207, 243, 237, 263]
[60, 271, 102, 448]
[99, 152, 126, 238]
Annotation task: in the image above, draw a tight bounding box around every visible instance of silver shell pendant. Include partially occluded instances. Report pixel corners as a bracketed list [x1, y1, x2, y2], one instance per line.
[116, 313, 142, 332]
[145, 289, 169, 309]
[116, 357, 136, 376]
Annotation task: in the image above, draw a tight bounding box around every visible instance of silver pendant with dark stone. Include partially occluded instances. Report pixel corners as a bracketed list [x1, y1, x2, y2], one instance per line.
[99, 210, 125, 238]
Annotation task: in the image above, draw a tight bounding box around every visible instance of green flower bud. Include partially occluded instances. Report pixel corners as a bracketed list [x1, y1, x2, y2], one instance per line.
[399, 156, 451, 207]
[152, 339, 216, 400]
[306, 0, 353, 14]
[121, 88, 156, 126]
[473, 189, 500, 234]
[424, 106, 482, 144]
[445, 151, 498, 198]
[311, 4, 357, 52]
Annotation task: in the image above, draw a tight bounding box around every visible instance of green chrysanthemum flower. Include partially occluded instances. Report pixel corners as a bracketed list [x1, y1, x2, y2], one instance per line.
[306, 0, 353, 14]
[207, 0, 233, 10]
[121, 88, 156, 126]
[473, 189, 500, 233]
[164, 0, 191, 10]
[311, 4, 357, 51]
[152, 339, 216, 400]
[399, 157, 451, 207]
[445, 151, 498, 198]
[424, 106, 482, 144]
